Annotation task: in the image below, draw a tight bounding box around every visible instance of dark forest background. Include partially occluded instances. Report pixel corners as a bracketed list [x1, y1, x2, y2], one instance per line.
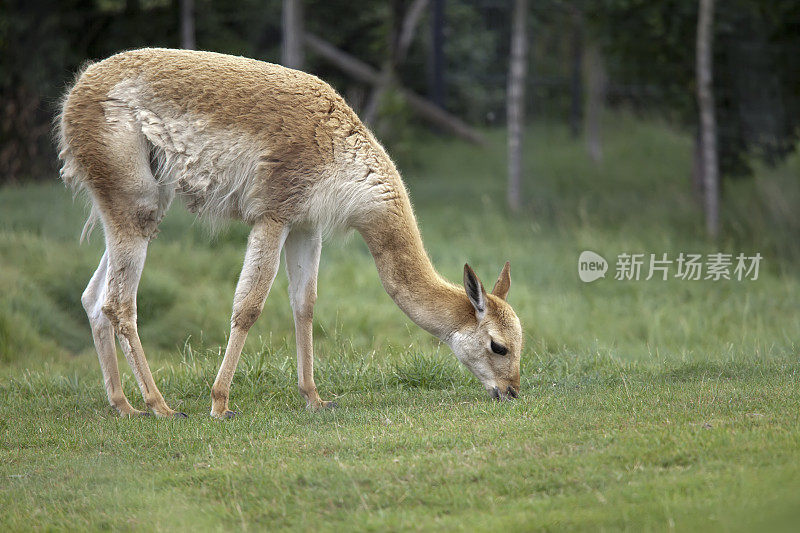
[2, 1, 799, 192]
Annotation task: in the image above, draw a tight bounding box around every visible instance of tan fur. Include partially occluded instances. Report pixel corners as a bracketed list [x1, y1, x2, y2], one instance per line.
[58, 49, 523, 417]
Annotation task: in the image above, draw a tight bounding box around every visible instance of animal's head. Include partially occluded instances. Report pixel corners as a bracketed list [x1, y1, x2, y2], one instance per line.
[448, 262, 523, 400]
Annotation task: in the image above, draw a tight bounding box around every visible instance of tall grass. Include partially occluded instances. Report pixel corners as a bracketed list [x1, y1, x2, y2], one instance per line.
[0, 114, 797, 369]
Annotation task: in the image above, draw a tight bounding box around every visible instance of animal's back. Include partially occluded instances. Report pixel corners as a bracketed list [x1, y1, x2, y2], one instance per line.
[58, 48, 397, 231]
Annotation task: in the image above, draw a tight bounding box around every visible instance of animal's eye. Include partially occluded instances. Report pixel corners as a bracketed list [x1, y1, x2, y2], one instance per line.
[490, 340, 508, 356]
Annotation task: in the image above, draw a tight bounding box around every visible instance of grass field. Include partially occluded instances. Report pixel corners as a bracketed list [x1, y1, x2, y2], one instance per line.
[1, 115, 799, 530]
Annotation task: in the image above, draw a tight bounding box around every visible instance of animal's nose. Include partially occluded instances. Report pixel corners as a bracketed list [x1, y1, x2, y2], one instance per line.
[506, 386, 519, 399]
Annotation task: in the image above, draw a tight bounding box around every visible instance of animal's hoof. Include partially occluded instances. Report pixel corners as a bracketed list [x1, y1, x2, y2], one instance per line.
[210, 409, 237, 420]
[117, 407, 151, 418]
[307, 400, 337, 411]
[173, 411, 189, 419]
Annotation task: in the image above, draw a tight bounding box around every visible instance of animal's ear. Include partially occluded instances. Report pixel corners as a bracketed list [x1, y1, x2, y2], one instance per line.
[463, 263, 487, 318]
[491, 261, 511, 300]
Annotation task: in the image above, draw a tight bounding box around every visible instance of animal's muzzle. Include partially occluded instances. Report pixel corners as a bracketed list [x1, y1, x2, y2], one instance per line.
[490, 386, 519, 400]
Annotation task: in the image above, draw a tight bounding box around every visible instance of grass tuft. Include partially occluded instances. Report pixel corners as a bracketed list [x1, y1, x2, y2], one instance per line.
[390, 349, 467, 390]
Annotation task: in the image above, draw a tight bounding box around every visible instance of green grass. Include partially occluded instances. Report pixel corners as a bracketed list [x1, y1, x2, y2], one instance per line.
[1, 115, 799, 530]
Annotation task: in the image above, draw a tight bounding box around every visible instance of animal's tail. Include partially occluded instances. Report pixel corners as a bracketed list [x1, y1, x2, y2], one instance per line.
[55, 61, 99, 243]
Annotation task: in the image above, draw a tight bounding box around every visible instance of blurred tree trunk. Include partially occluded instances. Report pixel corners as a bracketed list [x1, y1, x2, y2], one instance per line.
[584, 41, 605, 163]
[507, 0, 528, 212]
[428, 0, 445, 108]
[691, 132, 704, 200]
[696, 0, 719, 238]
[180, 0, 195, 50]
[569, 6, 583, 139]
[363, 0, 429, 125]
[282, 0, 304, 69]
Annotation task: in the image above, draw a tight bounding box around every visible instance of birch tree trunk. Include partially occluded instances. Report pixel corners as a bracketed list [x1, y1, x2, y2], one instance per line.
[282, 0, 304, 69]
[697, 0, 719, 238]
[180, 0, 195, 50]
[507, 0, 528, 212]
[428, 0, 445, 108]
[584, 42, 606, 163]
[691, 132, 704, 200]
[569, 7, 583, 139]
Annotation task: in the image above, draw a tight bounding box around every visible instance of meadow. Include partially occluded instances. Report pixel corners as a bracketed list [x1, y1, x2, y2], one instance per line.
[1, 115, 799, 530]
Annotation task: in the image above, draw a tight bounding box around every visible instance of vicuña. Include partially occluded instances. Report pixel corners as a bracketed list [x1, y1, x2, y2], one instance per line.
[57, 49, 523, 418]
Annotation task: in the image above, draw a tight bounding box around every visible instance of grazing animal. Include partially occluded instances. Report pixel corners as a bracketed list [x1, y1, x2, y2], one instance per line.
[57, 49, 523, 418]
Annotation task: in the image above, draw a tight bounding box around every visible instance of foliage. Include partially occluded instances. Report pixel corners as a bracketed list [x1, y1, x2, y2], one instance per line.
[4, 0, 800, 183]
[587, 0, 800, 177]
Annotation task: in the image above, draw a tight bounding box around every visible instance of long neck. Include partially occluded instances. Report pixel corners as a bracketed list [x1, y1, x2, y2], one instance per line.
[356, 175, 471, 341]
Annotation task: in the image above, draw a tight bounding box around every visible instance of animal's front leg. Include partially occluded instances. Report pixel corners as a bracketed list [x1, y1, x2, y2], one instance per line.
[284, 228, 335, 410]
[211, 219, 288, 418]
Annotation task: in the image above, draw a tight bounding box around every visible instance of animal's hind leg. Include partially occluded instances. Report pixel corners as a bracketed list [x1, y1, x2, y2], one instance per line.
[82, 251, 147, 416]
[66, 100, 177, 416]
[102, 227, 185, 418]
